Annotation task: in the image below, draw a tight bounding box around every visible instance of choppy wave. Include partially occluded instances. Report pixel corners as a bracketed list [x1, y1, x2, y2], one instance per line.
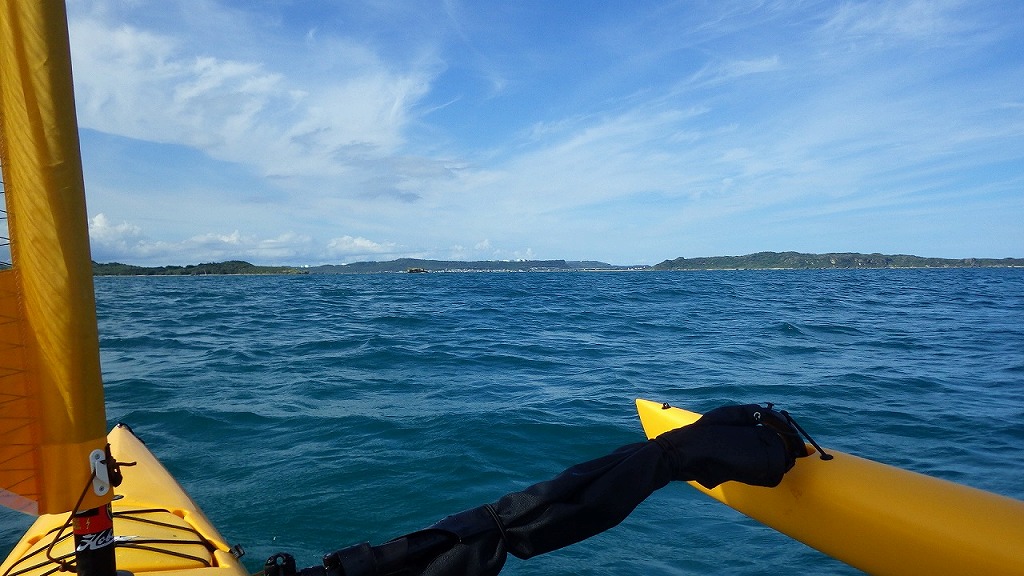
[3, 269, 1023, 575]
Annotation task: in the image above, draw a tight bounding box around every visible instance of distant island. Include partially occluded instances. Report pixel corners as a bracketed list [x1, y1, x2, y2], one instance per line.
[305, 258, 637, 274]
[92, 252, 1024, 276]
[92, 260, 305, 276]
[650, 252, 1024, 270]
[92, 258, 637, 275]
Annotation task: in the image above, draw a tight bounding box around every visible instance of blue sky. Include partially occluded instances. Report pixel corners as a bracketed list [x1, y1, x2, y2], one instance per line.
[65, 0, 1024, 266]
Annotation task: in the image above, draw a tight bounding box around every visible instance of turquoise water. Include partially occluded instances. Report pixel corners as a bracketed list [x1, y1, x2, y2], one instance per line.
[3, 269, 1023, 575]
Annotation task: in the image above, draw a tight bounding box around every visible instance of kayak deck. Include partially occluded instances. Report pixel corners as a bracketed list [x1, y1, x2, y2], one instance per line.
[1, 424, 248, 576]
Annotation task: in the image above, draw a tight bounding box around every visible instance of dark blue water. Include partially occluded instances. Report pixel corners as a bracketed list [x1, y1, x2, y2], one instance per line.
[3, 269, 1023, 575]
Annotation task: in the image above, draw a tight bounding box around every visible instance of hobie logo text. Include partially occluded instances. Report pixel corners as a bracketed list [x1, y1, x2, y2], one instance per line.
[76, 529, 115, 551]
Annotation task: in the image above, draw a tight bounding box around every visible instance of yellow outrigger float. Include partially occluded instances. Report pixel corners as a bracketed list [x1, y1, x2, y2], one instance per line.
[0, 3, 246, 576]
[636, 399, 1024, 576]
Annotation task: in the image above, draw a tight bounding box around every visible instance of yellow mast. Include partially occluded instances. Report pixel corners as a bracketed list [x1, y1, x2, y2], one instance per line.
[0, 0, 112, 516]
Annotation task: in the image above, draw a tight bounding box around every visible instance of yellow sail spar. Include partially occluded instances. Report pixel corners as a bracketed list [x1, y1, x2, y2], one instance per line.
[0, 0, 111, 516]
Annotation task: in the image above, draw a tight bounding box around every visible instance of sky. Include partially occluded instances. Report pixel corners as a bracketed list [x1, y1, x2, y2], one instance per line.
[59, 0, 1024, 266]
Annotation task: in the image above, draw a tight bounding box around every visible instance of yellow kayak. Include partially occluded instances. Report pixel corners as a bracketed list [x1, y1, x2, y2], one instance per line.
[636, 399, 1024, 576]
[0, 424, 248, 576]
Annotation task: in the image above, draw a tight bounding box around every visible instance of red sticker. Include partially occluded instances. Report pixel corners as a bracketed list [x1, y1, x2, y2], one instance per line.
[73, 506, 113, 534]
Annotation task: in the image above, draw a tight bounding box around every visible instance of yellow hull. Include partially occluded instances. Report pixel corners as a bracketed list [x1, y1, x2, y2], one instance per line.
[1, 425, 248, 576]
[636, 399, 1024, 576]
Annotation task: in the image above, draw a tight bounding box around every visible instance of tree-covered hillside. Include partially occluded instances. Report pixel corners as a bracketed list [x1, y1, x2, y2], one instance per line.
[93, 260, 306, 275]
[651, 252, 1024, 270]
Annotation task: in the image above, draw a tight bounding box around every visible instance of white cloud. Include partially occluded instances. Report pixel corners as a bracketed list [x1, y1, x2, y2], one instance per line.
[822, 0, 969, 46]
[89, 214, 320, 265]
[67, 5, 438, 183]
[325, 236, 399, 262]
[89, 213, 143, 244]
[688, 55, 781, 87]
[511, 248, 536, 261]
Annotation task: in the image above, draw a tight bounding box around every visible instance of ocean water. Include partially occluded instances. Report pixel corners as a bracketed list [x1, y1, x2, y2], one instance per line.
[3, 269, 1023, 575]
